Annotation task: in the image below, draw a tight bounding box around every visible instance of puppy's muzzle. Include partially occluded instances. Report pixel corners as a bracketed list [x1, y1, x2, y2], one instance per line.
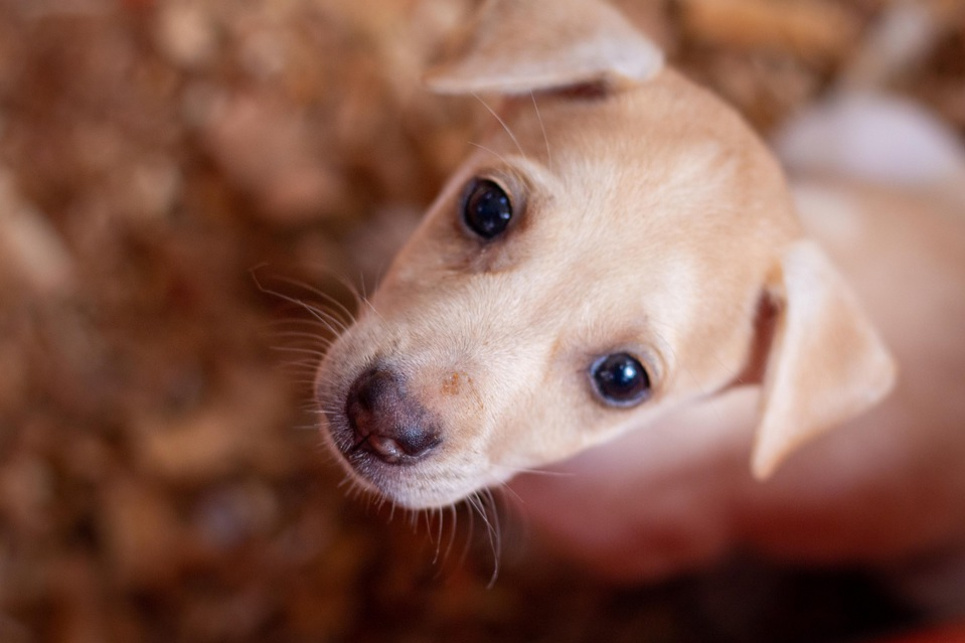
[345, 368, 442, 465]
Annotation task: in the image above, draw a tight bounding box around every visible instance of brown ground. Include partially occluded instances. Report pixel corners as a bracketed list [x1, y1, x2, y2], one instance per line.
[2, 1, 964, 641]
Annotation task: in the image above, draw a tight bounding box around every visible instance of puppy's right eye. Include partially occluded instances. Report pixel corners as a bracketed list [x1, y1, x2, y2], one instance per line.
[590, 352, 652, 407]
[462, 179, 512, 239]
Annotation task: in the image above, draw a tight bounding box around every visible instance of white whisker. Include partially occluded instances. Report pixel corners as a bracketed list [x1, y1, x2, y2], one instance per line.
[468, 141, 512, 167]
[472, 92, 527, 160]
[531, 90, 551, 164]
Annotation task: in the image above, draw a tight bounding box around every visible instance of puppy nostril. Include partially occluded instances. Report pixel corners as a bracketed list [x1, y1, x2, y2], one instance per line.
[395, 426, 442, 457]
[364, 430, 441, 464]
[345, 368, 441, 465]
[364, 434, 405, 463]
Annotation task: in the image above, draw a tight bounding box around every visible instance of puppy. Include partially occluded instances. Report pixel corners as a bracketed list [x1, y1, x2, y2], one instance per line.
[315, 0, 965, 588]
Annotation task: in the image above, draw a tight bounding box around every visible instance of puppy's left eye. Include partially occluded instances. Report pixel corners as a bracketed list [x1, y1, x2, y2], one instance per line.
[462, 179, 512, 239]
[591, 352, 652, 407]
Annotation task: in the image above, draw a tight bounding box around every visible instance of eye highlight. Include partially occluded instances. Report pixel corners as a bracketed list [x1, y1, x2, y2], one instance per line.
[462, 178, 513, 239]
[590, 352, 652, 407]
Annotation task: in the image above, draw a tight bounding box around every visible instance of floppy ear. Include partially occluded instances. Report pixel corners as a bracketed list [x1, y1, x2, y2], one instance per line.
[423, 0, 663, 95]
[751, 240, 897, 479]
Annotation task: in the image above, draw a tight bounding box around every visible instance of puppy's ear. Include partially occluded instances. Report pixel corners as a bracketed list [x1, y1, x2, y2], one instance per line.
[751, 240, 896, 479]
[423, 0, 663, 95]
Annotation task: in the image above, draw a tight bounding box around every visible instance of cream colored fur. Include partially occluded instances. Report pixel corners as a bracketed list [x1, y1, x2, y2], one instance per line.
[316, 0, 965, 582]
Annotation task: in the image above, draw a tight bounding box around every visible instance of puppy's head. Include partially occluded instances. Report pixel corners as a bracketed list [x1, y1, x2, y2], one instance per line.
[316, 0, 895, 508]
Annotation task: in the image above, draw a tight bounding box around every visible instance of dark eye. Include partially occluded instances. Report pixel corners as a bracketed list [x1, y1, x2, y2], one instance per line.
[591, 352, 652, 407]
[462, 179, 512, 239]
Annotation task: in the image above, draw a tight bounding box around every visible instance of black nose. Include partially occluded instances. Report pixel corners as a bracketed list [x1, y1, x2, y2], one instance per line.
[345, 368, 441, 464]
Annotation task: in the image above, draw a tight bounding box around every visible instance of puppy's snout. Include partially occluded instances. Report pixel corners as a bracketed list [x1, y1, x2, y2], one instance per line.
[345, 368, 441, 464]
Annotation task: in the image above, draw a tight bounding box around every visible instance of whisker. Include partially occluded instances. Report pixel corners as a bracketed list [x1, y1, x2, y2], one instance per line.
[472, 92, 527, 160]
[269, 317, 347, 333]
[468, 141, 512, 167]
[467, 490, 502, 587]
[488, 464, 575, 478]
[445, 503, 459, 564]
[531, 90, 551, 164]
[264, 274, 359, 329]
[459, 500, 476, 568]
[431, 507, 445, 565]
[484, 502, 503, 587]
[270, 348, 330, 363]
[269, 329, 335, 344]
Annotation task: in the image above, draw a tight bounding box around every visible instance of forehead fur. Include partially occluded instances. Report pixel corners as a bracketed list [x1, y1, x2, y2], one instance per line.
[374, 70, 803, 379]
[482, 70, 799, 238]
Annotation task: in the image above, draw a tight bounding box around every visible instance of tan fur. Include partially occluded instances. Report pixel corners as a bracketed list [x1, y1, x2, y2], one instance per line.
[316, 0, 965, 579]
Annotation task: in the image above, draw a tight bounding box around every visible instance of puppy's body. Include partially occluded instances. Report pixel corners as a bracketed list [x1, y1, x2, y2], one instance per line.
[316, 0, 965, 593]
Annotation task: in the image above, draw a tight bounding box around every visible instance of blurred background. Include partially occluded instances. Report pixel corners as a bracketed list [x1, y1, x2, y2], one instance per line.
[1, 0, 964, 641]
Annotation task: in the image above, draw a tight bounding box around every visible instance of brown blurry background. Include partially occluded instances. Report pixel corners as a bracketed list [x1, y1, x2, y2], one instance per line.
[1, 1, 964, 641]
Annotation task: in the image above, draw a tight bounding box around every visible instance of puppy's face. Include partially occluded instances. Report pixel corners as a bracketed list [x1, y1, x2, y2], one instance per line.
[317, 72, 801, 508]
